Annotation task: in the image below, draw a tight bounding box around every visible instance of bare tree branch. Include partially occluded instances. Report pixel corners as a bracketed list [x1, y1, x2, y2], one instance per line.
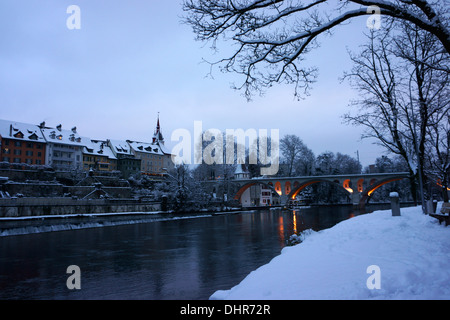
[183, 0, 449, 98]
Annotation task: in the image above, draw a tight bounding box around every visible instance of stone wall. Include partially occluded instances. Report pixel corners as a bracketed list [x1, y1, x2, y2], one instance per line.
[0, 169, 55, 182]
[65, 186, 132, 199]
[4, 182, 64, 197]
[0, 198, 161, 217]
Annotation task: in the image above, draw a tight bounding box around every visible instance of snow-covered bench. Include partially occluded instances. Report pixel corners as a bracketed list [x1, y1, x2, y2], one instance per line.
[430, 203, 450, 226]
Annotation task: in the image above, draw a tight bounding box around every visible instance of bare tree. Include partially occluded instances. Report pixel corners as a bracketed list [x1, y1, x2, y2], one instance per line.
[342, 22, 449, 202]
[183, 0, 449, 99]
[424, 113, 449, 201]
[280, 134, 314, 176]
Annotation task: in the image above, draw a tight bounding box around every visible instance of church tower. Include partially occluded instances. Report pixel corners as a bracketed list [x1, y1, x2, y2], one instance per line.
[152, 113, 164, 145]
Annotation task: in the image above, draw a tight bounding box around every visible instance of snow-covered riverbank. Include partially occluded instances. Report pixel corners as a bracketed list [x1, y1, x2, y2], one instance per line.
[211, 204, 450, 300]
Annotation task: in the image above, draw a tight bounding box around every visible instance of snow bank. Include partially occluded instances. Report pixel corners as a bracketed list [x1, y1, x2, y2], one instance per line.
[211, 206, 450, 300]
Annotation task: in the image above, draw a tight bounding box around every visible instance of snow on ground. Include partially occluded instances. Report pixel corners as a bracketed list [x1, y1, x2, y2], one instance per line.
[211, 205, 450, 300]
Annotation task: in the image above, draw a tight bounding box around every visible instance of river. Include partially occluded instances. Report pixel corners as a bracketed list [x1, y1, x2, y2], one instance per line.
[0, 204, 400, 300]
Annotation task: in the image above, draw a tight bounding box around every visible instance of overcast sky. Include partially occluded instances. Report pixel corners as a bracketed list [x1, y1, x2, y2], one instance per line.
[0, 0, 388, 167]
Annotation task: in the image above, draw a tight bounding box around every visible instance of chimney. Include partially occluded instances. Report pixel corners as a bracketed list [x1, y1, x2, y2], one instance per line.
[72, 126, 77, 133]
[56, 124, 62, 131]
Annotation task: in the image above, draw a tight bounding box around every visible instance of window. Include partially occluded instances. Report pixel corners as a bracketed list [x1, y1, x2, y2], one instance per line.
[26, 143, 33, 148]
[14, 158, 21, 163]
[3, 148, 10, 154]
[14, 141, 22, 147]
[14, 132, 24, 139]
[26, 151, 33, 157]
[14, 150, 21, 155]
[2, 157, 10, 162]
[36, 160, 42, 165]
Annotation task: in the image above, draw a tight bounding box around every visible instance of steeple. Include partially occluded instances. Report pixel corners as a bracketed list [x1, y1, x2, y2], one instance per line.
[152, 113, 164, 145]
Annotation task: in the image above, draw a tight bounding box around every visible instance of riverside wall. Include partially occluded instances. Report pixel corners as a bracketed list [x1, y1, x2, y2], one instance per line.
[0, 198, 161, 218]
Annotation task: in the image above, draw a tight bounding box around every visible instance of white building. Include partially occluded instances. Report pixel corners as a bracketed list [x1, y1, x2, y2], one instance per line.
[39, 123, 86, 171]
[234, 164, 274, 206]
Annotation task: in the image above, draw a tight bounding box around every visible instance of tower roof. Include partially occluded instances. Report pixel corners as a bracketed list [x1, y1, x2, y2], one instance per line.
[153, 113, 164, 144]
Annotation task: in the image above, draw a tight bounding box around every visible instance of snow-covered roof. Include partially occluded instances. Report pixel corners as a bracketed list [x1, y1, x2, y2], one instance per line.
[40, 124, 87, 147]
[83, 140, 117, 160]
[0, 119, 46, 143]
[127, 140, 170, 156]
[108, 139, 132, 155]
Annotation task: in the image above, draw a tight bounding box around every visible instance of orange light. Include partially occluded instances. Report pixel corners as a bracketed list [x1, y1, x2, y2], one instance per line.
[343, 179, 353, 193]
[436, 181, 450, 191]
[293, 212, 297, 235]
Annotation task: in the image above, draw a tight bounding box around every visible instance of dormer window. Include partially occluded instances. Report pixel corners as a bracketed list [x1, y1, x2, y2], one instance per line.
[28, 133, 38, 140]
[13, 131, 24, 139]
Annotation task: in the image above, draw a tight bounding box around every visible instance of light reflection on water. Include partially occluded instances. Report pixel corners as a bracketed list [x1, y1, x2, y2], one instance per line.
[0, 205, 394, 300]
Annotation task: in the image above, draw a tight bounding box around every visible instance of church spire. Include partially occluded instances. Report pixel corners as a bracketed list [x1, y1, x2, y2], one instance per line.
[153, 112, 164, 145]
[156, 112, 160, 131]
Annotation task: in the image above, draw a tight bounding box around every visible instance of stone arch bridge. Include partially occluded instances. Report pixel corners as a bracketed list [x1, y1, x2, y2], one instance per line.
[203, 172, 410, 209]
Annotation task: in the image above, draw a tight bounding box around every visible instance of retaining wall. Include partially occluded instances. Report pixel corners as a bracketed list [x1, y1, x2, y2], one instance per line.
[0, 198, 161, 217]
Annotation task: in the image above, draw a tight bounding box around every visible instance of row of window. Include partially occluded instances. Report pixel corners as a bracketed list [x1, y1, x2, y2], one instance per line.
[3, 149, 43, 157]
[83, 163, 112, 170]
[83, 156, 110, 163]
[3, 140, 44, 149]
[139, 153, 163, 160]
[2, 157, 43, 165]
[51, 144, 80, 151]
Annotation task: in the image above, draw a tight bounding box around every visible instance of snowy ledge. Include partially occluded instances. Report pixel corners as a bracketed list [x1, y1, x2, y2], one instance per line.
[211, 205, 450, 300]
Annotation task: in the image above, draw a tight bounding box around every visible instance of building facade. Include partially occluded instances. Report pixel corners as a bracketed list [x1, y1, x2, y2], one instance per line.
[0, 116, 174, 179]
[83, 140, 118, 172]
[107, 139, 141, 178]
[0, 120, 47, 166]
[127, 115, 173, 179]
[39, 123, 85, 171]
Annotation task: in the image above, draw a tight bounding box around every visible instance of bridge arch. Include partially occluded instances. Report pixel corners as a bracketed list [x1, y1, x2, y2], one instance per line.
[359, 175, 410, 207]
[288, 179, 353, 200]
[234, 182, 280, 202]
